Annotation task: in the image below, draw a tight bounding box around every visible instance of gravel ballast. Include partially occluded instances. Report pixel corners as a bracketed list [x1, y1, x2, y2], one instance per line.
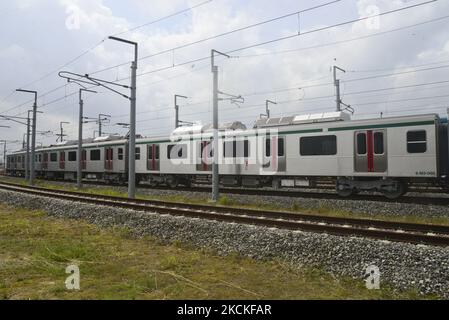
[0, 189, 448, 298]
[8, 177, 449, 218]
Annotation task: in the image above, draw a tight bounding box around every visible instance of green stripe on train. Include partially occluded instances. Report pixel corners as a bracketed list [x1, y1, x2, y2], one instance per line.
[9, 120, 435, 154]
[328, 120, 435, 132]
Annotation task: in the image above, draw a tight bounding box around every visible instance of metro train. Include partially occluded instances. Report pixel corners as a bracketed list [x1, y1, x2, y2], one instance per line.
[5, 111, 449, 199]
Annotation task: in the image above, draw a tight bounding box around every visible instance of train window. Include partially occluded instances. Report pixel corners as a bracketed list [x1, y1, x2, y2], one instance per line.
[50, 153, 57, 162]
[118, 148, 123, 160]
[167, 144, 187, 159]
[407, 130, 427, 153]
[135, 147, 140, 160]
[374, 132, 384, 154]
[265, 138, 271, 157]
[155, 145, 160, 160]
[200, 141, 212, 158]
[244, 140, 249, 158]
[278, 138, 285, 157]
[90, 149, 101, 161]
[223, 141, 234, 158]
[38, 154, 42, 162]
[300, 135, 337, 156]
[148, 145, 159, 160]
[357, 133, 366, 155]
[68, 151, 77, 162]
[236, 140, 249, 158]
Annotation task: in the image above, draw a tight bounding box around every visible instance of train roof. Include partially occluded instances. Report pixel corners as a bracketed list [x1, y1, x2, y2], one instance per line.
[8, 112, 441, 155]
[254, 111, 351, 128]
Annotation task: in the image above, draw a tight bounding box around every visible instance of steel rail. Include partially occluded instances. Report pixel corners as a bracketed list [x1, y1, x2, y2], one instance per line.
[1, 175, 449, 204]
[1, 182, 449, 247]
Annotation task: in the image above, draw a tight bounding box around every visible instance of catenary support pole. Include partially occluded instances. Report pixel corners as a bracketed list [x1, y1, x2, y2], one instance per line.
[265, 100, 277, 119]
[98, 114, 102, 137]
[76, 88, 96, 189]
[78, 91, 84, 189]
[129, 44, 138, 199]
[30, 97, 37, 184]
[25, 111, 31, 180]
[211, 49, 230, 202]
[333, 65, 346, 112]
[3, 141, 6, 173]
[174, 94, 188, 129]
[16, 89, 38, 185]
[109, 36, 139, 199]
[212, 64, 219, 201]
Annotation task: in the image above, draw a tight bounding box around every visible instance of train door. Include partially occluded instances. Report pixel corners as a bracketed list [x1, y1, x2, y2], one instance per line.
[59, 151, 65, 169]
[104, 147, 113, 171]
[354, 130, 387, 173]
[124, 142, 129, 173]
[147, 144, 160, 171]
[82, 150, 87, 170]
[197, 140, 212, 171]
[263, 136, 286, 173]
[117, 147, 125, 172]
[43, 153, 48, 170]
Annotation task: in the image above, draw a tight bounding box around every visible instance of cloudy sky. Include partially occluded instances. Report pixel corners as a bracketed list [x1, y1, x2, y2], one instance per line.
[0, 0, 448, 152]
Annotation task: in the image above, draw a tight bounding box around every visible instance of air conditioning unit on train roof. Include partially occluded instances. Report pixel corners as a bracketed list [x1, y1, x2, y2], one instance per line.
[172, 121, 247, 136]
[53, 140, 78, 147]
[254, 111, 351, 128]
[202, 121, 247, 132]
[93, 135, 123, 142]
[171, 124, 204, 136]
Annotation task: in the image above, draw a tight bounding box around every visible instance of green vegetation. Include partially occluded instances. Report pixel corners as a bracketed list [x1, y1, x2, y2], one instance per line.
[0, 204, 431, 299]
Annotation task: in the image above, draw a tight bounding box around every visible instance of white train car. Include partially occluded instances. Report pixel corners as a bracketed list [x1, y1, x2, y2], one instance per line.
[6, 112, 449, 199]
[255, 112, 442, 198]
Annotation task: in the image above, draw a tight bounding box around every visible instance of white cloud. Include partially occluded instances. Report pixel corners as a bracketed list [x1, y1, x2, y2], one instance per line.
[1, 0, 449, 145]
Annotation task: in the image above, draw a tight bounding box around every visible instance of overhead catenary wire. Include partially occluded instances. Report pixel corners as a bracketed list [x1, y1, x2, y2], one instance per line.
[9, 13, 447, 118]
[14, 59, 449, 124]
[236, 15, 449, 59]
[3, 0, 444, 144]
[111, 0, 214, 37]
[124, 0, 442, 81]
[3, 3, 444, 116]
[0, 0, 214, 113]
[89, 0, 343, 76]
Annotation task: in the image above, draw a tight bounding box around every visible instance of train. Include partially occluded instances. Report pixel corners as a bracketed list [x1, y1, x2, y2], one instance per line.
[5, 111, 449, 199]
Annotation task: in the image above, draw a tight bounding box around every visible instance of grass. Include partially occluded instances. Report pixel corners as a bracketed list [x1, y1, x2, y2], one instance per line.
[0, 204, 434, 300]
[1, 176, 448, 227]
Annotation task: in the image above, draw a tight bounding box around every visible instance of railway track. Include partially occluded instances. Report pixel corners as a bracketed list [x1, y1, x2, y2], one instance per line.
[165, 185, 449, 206]
[2, 175, 449, 206]
[1, 182, 449, 247]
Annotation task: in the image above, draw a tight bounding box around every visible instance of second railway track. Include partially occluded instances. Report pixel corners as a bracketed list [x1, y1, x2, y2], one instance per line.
[2, 175, 449, 206]
[1, 182, 449, 247]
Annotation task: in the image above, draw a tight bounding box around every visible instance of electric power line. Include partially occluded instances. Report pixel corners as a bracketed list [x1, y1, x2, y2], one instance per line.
[89, 0, 342, 76]
[3, 2, 443, 116]
[0, 0, 215, 113]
